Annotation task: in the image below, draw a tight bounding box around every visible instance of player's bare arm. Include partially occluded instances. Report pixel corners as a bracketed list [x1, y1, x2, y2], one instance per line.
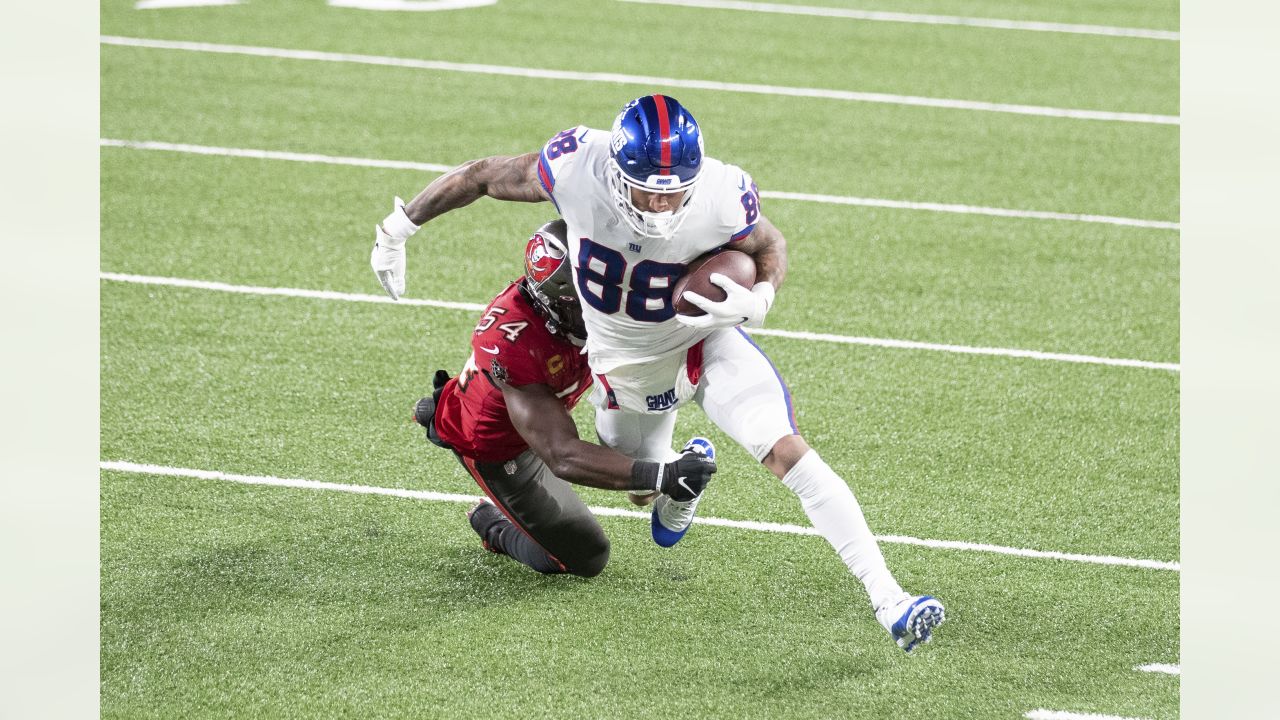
[370, 152, 545, 300]
[403, 153, 547, 225]
[503, 382, 633, 490]
[504, 381, 716, 498]
[732, 213, 788, 292]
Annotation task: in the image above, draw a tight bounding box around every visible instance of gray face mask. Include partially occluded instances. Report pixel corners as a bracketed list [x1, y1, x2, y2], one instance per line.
[523, 220, 587, 345]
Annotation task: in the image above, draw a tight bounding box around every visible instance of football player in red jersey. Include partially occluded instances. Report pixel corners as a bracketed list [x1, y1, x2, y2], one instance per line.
[414, 220, 718, 577]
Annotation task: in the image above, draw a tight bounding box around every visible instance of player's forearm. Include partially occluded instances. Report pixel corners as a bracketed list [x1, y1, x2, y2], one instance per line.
[753, 237, 788, 291]
[401, 159, 490, 225]
[737, 215, 788, 291]
[539, 439, 646, 491]
[402, 154, 544, 225]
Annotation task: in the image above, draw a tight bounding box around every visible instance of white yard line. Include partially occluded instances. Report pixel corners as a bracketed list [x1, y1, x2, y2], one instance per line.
[753, 328, 1179, 372]
[764, 190, 1178, 231]
[1026, 711, 1151, 720]
[99, 460, 1180, 572]
[99, 139, 452, 173]
[101, 272, 486, 311]
[1135, 663, 1180, 675]
[99, 272, 1181, 373]
[99, 35, 1179, 126]
[99, 138, 1180, 231]
[136, 0, 240, 8]
[617, 0, 1179, 41]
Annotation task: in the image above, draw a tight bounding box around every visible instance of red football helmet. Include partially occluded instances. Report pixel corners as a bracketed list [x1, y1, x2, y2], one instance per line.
[523, 220, 586, 346]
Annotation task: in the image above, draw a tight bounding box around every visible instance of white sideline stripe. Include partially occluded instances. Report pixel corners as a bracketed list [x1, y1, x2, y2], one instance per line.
[1135, 663, 1180, 675]
[99, 461, 1180, 572]
[1026, 711, 1151, 720]
[618, 0, 1179, 41]
[99, 35, 1179, 126]
[99, 273, 1180, 373]
[99, 138, 1180, 231]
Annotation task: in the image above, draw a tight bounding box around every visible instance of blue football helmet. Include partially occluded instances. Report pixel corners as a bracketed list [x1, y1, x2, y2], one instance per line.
[607, 95, 704, 239]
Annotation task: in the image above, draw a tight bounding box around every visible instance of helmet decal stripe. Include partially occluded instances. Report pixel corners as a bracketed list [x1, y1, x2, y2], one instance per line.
[652, 93, 672, 174]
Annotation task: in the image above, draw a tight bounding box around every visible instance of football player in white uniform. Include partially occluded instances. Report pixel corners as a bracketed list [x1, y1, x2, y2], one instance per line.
[371, 95, 945, 652]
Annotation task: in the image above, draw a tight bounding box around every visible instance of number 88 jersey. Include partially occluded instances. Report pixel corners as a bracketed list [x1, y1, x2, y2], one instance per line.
[536, 125, 762, 375]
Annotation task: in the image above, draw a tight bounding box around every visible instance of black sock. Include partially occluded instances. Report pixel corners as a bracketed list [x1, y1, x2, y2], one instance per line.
[472, 505, 563, 574]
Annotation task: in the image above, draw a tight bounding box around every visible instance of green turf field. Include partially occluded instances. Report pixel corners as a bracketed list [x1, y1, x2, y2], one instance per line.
[100, 1, 1179, 717]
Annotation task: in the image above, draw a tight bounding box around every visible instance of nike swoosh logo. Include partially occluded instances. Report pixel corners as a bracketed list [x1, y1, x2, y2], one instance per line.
[737, 176, 747, 191]
[480, 345, 500, 354]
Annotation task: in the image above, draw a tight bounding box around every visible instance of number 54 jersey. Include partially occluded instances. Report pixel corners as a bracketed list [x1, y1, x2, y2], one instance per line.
[433, 282, 592, 462]
[536, 126, 762, 375]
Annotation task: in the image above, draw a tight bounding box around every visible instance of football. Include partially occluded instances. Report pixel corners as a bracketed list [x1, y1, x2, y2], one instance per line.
[673, 250, 757, 316]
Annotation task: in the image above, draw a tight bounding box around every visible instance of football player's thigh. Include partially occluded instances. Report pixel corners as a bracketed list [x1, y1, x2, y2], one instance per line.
[696, 328, 798, 462]
[593, 404, 680, 462]
[479, 451, 608, 563]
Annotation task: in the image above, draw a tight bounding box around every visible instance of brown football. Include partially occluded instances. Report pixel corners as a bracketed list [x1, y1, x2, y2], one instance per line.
[673, 250, 757, 316]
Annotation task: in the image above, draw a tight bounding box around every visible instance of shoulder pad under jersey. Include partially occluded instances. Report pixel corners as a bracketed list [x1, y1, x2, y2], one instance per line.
[702, 159, 761, 244]
[536, 126, 608, 206]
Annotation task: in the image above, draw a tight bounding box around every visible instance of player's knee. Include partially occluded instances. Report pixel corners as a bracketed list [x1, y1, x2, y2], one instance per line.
[762, 434, 811, 478]
[569, 535, 611, 578]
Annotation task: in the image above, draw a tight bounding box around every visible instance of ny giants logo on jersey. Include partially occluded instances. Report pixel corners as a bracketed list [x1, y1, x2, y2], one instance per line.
[524, 233, 559, 283]
[646, 387, 678, 412]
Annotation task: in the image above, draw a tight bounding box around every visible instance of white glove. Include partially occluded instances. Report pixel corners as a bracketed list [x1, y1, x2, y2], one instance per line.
[676, 274, 776, 330]
[371, 196, 419, 300]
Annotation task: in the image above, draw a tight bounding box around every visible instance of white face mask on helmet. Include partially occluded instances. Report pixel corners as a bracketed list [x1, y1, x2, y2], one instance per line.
[606, 161, 700, 240]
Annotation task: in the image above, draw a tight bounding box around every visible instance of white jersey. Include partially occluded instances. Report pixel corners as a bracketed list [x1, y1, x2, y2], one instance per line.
[537, 125, 761, 374]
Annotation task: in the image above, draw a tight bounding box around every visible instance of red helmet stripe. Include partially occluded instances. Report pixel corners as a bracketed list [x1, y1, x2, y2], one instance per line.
[653, 94, 672, 174]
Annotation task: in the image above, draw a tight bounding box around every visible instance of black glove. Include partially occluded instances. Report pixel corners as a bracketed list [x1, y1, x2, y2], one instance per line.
[631, 447, 717, 502]
[413, 370, 453, 450]
[659, 451, 717, 502]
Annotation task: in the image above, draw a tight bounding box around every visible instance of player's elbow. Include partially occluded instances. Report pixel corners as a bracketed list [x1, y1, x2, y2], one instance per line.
[544, 442, 588, 482]
[545, 454, 580, 482]
[460, 158, 493, 193]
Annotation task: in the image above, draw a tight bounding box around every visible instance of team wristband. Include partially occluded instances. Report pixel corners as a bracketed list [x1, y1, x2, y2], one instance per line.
[629, 460, 664, 493]
[752, 282, 776, 313]
[379, 196, 420, 246]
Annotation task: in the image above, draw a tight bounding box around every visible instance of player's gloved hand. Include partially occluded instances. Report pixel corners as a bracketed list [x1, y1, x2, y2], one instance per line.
[677, 273, 776, 330]
[630, 446, 718, 502]
[659, 449, 717, 501]
[371, 196, 419, 301]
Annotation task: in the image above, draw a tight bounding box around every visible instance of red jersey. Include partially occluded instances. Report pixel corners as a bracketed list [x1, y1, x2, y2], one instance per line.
[434, 282, 593, 461]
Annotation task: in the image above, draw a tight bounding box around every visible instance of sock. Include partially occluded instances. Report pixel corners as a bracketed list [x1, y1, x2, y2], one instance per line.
[781, 450, 906, 610]
[492, 522, 565, 574]
[474, 507, 565, 575]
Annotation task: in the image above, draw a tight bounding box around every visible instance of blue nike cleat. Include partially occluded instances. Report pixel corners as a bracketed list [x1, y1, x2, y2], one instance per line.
[650, 437, 715, 547]
[876, 595, 946, 652]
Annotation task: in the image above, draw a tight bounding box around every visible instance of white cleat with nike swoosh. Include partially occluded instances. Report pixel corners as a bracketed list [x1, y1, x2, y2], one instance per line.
[650, 437, 715, 547]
